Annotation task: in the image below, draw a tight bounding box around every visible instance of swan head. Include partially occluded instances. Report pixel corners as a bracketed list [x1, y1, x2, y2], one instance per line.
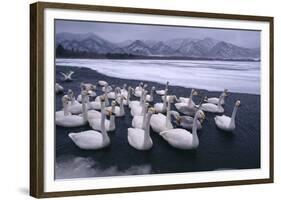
[111, 101, 116, 106]
[139, 82, 144, 87]
[196, 110, 205, 120]
[148, 107, 155, 114]
[67, 89, 73, 96]
[123, 83, 127, 89]
[90, 84, 97, 91]
[99, 95, 106, 102]
[168, 95, 177, 103]
[235, 100, 241, 107]
[62, 95, 70, 103]
[192, 89, 198, 96]
[224, 89, 229, 95]
[80, 83, 87, 91]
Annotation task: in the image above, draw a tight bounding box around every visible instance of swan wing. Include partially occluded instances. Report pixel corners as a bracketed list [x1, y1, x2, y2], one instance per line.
[156, 90, 165, 95]
[60, 72, 67, 79]
[160, 129, 193, 149]
[68, 71, 74, 78]
[154, 103, 164, 113]
[150, 113, 167, 133]
[56, 115, 86, 127]
[69, 130, 108, 150]
[128, 128, 152, 150]
[89, 118, 110, 131]
[201, 103, 218, 112]
[214, 115, 231, 130]
[207, 97, 219, 104]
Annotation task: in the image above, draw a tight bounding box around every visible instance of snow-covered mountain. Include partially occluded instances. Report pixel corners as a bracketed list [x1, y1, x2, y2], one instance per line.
[56, 32, 260, 60]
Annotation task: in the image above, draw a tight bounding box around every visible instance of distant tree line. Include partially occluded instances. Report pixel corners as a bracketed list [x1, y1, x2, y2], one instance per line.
[56, 44, 138, 59]
[56, 44, 260, 62]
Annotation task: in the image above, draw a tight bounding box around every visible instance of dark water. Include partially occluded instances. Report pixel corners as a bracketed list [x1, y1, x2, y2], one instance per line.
[55, 65, 260, 179]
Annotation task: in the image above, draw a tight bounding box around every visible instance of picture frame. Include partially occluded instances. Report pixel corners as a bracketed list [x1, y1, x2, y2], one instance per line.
[30, 1, 274, 198]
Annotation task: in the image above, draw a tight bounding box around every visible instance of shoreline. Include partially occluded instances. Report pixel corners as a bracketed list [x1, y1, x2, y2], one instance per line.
[56, 64, 260, 96]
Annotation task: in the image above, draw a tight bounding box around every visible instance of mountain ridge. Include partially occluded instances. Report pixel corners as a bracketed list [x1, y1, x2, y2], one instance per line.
[56, 32, 260, 60]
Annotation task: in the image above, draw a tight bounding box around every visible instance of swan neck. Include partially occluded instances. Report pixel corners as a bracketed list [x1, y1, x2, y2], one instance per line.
[188, 91, 193, 107]
[127, 90, 131, 102]
[101, 102, 108, 140]
[218, 95, 224, 108]
[141, 111, 147, 129]
[150, 89, 154, 101]
[109, 114, 115, 131]
[230, 105, 239, 127]
[81, 95, 88, 122]
[63, 101, 69, 116]
[144, 112, 153, 139]
[192, 112, 200, 147]
[166, 101, 172, 128]
[163, 92, 167, 111]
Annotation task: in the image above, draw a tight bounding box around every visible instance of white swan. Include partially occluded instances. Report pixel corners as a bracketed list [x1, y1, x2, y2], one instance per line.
[132, 103, 149, 129]
[146, 86, 155, 102]
[172, 110, 203, 130]
[60, 71, 74, 82]
[159, 110, 205, 150]
[127, 108, 155, 150]
[154, 89, 168, 113]
[68, 104, 110, 150]
[130, 89, 146, 110]
[156, 81, 169, 95]
[55, 83, 64, 94]
[108, 87, 120, 99]
[55, 95, 71, 119]
[107, 97, 125, 117]
[120, 83, 128, 97]
[98, 80, 108, 86]
[131, 98, 147, 116]
[89, 99, 115, 132]
[68, 90, 88, 114]
[129, 88, 145, 109]
[150, 96, 174, 133]
[67, 89, 80, 106]
[117, 86, 132, 106]
[206, 89, 228, 105]
[77, 83, 97, 103]
[201, 94, 225, 113]
[175, 90, 201, 116]
[134, 82, 144, 93]
[56, 91, 88, 127]
[178, 89, 198, 106]
[134, 84, 147, 97]
[214, 100, 240, 132]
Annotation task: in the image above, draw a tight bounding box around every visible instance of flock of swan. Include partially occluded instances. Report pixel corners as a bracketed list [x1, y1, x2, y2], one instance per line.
[56, 73, 241, 151]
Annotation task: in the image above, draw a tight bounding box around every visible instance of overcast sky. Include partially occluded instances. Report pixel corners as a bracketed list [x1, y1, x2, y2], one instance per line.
[56, 20, 260, 48]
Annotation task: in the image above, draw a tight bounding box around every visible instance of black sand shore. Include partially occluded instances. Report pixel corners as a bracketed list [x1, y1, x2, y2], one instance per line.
[55, 65, 260, 179]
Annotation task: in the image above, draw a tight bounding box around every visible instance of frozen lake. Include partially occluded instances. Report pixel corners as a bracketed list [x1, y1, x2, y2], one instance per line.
[56, 59, 260, 94]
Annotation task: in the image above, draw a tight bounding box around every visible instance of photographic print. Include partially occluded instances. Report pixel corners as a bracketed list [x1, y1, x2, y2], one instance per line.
[30, 2, 273, 197]
[55, 20, 261, 179]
